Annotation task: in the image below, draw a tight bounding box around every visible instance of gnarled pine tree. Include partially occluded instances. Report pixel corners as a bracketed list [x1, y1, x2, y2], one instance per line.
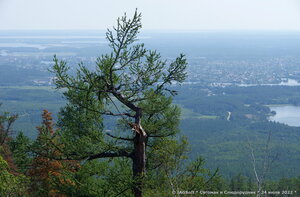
[51, 10, 187, 197]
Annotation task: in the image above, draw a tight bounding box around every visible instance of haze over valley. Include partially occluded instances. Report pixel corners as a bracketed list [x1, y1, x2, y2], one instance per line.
[1, 30, 300, 179]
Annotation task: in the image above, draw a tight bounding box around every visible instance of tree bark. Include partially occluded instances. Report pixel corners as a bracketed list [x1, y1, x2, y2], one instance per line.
[131, 123, 147, 197]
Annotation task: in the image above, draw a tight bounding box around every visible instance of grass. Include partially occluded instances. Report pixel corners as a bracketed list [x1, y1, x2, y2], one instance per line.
[179, 104, 218, 120]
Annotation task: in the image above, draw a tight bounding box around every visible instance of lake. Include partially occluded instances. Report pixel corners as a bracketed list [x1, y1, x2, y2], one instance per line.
[269, 105, 300, 127]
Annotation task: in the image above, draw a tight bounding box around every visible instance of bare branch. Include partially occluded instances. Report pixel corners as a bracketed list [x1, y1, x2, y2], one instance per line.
[204, 168, 219, 186]
[86, 150, 132, 160]
[102, 111, 134, 118]
[0, 114, 17, 145]
[247, 136, 260, 188]
[148, 133, 175, 138]
[32, 149, 132, 161]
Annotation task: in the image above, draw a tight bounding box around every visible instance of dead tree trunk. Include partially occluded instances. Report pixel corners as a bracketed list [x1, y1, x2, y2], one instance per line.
[132, 125, 147, 197]
[130, 108, 147, 197]
[247, 131, 278, 197]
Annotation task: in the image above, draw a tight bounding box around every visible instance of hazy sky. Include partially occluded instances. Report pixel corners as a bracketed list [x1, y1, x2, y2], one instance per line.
[1, 0, 300, 30]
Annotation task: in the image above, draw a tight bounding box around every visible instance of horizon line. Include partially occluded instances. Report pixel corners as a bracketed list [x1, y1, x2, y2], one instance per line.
[1, 29, 300, 32]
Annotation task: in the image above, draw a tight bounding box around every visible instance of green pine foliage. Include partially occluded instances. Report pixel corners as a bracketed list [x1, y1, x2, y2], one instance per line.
[0, 154, 28, 196]
[9, 132, 32, 173]
[49, 10, 189, 196]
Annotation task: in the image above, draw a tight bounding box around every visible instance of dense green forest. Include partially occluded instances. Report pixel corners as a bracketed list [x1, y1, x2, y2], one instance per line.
[1, 93, 300, 195]
[2, 84, 300, 180]
[1, 85, 300, 196]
